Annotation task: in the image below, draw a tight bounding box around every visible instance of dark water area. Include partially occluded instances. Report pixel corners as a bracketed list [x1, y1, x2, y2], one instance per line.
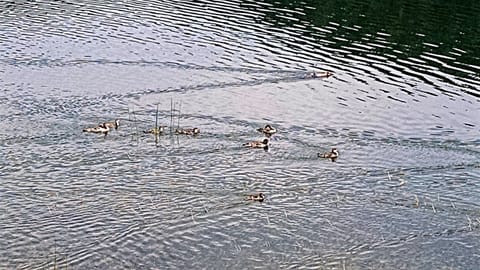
[0, 0, 479, 269]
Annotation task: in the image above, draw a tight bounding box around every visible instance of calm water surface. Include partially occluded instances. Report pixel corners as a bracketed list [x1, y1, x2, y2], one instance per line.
[1, 0, 480, 269]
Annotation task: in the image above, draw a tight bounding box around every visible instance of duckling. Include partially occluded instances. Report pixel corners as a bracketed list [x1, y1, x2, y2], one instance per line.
[144, 125, 167, 135]
[243, 138, 269, 149]
[311, 71, 334, 78]
[175, 127, 200, 135]
[83, 123, 110, 134]
[257, 124, 277, 136]
[247, 193, 265, 202]
[103, 119, 120, 130]
[318, 148, 339, 160]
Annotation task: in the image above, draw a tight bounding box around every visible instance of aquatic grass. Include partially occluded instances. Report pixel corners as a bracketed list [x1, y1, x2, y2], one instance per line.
[128, 106, 132, 138]
[22, 244, 69, 270]
[154, 103, 160, 144]
[129, 105, 139, 141]
[50, 250, 68, 270]
[139, 100, 185, 144]
[170, 97, 174, 136]
[168, 98, 184, 139]
[51, 243, 67, 270]
[177, 101, 182, 130]
[155, 103, 159, 133]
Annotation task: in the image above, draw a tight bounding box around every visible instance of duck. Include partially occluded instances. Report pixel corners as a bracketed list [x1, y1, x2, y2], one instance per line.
[318, 148, 339, 160]
[247, 193, 265, 202]
[144, 125, 167, 135]
[103, 119, 120, 130]
[311, 71, 334, 78]
[243, 138, 269, 149]
[257, 124, 277, 136]
[175, 127, 200, 135]
[83, 123, 110, 134]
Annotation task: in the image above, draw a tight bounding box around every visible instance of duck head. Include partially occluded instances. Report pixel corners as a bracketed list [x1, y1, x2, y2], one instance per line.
[255, 193, 265, 202]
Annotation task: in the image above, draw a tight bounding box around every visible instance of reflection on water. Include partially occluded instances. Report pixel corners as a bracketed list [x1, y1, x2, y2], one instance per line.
[1, 0, 479, 269]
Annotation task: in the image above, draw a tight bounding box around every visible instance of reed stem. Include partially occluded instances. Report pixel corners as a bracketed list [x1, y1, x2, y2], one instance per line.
[132, 105, 139, 139]
[155, 103, 159, 131]
[170, 97, 173, 135]
[177, 101, 182, 129]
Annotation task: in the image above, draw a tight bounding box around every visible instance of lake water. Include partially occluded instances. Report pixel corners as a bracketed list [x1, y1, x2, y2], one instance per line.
[1, 0, 479, 269]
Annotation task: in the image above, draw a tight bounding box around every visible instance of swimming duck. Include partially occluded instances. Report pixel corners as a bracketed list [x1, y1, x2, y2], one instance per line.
[257, 124, 277, 136]
[243, 138, 269, 149]
[83, 123, 110, 134]
[103, 119, 120, 130]
[144, 125, 167, 135]
[247, 193, 265, 202]
[311, 71, 334, 78]
[175, 127, 200, 135]
[318, 148, 339, 160]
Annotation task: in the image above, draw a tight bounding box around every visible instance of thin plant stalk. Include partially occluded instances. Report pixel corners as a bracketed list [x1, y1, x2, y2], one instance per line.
[173, 102, 176, 134]
[132, 105, 139, 139]
[170, 97, 173, 135]
[155, 103, 159, 131]
[156, 104, 160, 144]
[54, 241, 57, 270]
[128, 106, 133, 140]
[177, 101, 181, 129]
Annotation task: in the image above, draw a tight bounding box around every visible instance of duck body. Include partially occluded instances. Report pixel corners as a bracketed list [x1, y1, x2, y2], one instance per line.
[257, 124, 277, 136]
[243, 138, 269, 149]
[318, 148, 339, 159]
[83, 123, 110, 134]
[175, 127, 200, 135]
[103, 119, 120, 130]
[144, 125, 166, 135]
[247, 193, 265, 202]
